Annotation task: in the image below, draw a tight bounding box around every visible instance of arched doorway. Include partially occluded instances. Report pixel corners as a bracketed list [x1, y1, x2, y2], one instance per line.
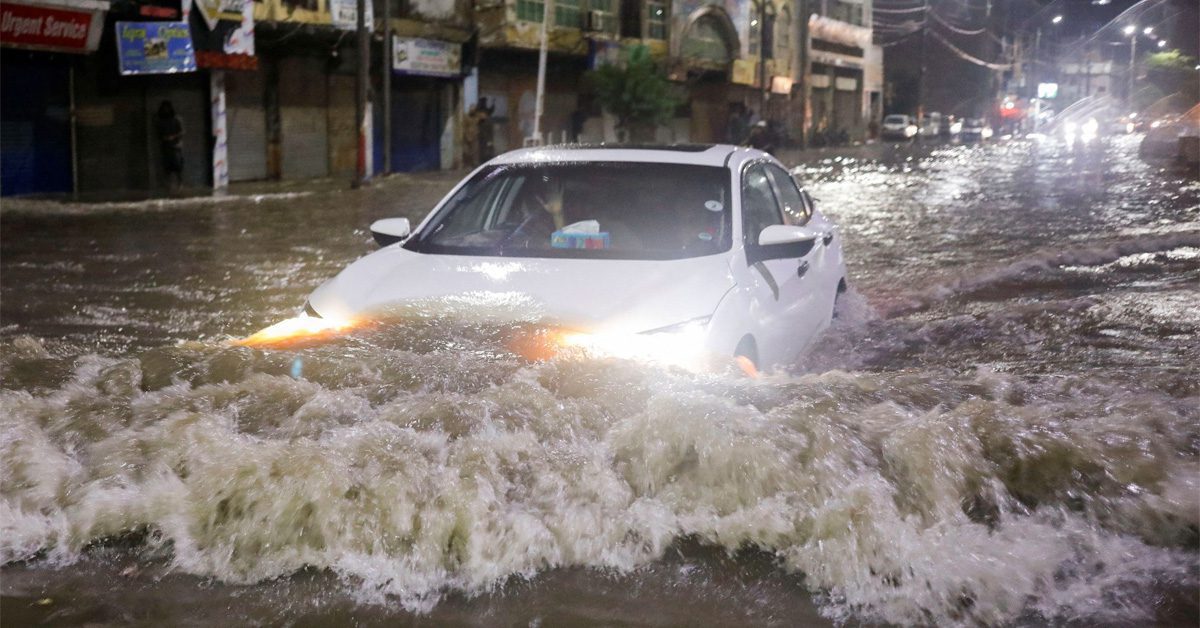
[674, 6, 739, 142]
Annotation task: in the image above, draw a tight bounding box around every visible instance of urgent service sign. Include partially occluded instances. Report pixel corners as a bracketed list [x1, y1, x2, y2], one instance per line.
[0, 0, 106, 53]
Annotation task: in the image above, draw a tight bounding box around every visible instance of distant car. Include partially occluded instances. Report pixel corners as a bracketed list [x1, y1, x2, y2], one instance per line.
[275, 145, 848, 372]
[960, 118, 993, 142]
[919, 112, 943, 138]
[881, 114, 917, 140]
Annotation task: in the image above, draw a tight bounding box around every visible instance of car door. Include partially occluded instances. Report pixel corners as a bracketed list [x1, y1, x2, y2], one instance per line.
[740, 162, 819, 364]
[765, 164, 837, 342]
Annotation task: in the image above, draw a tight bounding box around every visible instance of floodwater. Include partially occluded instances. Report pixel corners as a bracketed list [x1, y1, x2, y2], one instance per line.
[2, 136, 1197, 626]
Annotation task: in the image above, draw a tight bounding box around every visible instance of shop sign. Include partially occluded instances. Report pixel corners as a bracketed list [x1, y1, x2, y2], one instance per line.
[770, 76, 793, 94]
[0, 0, 104, 53]
[835, 77, 857, 91]
[331, 0, 372, 31]
[115, 21, 196, 75]
[731, 58, 757, 86]
[393, 36, 461, 77]
[192, 0, 246, 31]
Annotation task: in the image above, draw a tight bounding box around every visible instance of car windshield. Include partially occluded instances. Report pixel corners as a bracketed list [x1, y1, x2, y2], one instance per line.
[884, 115, 907, 124]
[404, 162, 733, 260]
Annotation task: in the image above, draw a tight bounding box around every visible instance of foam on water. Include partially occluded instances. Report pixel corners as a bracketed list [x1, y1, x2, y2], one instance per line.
[2, 323, 1196, 625]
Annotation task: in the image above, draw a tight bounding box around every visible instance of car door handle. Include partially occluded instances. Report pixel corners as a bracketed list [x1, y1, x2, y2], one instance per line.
[822, 232, 834, 246]
[797, 260, 809, 278]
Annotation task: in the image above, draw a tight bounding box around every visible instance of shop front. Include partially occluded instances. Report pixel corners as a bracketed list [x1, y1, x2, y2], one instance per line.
[0, 0, 107, 196]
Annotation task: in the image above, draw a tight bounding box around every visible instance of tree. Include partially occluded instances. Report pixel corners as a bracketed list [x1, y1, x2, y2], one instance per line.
[586, 45, 680, 142]
[1142, 50, 1199, 103]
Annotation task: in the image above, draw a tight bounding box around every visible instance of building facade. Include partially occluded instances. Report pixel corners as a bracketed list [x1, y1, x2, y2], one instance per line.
[1, 0, 884, 196]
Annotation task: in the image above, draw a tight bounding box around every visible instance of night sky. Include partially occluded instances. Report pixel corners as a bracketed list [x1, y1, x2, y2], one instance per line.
[877, 0, 1199, 117]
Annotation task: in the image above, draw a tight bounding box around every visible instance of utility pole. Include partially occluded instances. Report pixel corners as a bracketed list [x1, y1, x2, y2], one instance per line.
[916, 0, 928, 136]
[758, 0, 767, 114]
[383, 0, 392, 174]
[354, 0, 370, 186]
[532, 0, 555, 145]
[1127, 33, 1137, 104]
[797, 0, 809, 148]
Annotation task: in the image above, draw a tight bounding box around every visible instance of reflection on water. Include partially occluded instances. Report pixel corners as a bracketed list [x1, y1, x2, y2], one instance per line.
[2, 137, 1198, 625]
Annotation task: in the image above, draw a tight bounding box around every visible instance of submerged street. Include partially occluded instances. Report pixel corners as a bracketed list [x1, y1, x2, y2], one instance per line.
[2, 136, 1198, 625]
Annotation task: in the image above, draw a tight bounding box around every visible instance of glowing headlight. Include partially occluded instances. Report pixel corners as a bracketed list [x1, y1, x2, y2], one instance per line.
[1081, 118, 1099, 142]
[236, 314, 358, 348]
[558, 317, 711, 369]
[905, 125, 918, 137]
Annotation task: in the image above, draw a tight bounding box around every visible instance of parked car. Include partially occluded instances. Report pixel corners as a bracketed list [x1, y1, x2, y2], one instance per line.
[246, 145, 848, 373]
[960, 118, 993, 142]
[881, 114, 918, 140]
[919, 112, 943, 138]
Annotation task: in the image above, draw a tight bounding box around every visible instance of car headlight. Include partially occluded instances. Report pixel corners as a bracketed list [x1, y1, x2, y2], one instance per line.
[557, 316, 711, 368]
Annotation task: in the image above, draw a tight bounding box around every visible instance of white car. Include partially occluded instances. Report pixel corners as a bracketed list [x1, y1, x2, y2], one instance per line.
[881, 114, 918, 140]
[265, 145, 846, 372]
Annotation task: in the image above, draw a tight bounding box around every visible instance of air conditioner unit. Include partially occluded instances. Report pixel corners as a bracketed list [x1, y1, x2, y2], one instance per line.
[585, 9, 606, 31]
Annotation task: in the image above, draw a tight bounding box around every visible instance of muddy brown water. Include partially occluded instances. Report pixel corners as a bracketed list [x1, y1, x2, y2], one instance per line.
[2, 137, 1198, 626]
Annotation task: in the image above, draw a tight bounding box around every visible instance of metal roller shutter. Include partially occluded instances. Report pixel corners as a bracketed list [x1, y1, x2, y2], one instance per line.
[279, 56, 328, 180]
[226, 70, 268, 182]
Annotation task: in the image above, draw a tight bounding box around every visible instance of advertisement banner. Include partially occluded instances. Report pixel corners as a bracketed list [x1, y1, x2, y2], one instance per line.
[392, 36, 460, 77]
[115, 21, 196, 75]
[0, 1, 102, 54]
[192, 0, 246, 31]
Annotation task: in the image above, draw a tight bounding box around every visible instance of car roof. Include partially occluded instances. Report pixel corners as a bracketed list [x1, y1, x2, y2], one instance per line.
[487, 143, 760, 168]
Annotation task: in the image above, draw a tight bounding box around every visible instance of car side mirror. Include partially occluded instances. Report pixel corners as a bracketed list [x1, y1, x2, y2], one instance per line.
[370, 218, 411, 247]
[758, 224, 821, 246]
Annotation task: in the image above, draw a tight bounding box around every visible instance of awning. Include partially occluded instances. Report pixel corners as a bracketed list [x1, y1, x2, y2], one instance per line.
[0, 0, 109, 54]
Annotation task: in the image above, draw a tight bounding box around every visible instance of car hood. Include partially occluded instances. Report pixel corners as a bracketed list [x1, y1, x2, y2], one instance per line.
[307, 246, 736, 333]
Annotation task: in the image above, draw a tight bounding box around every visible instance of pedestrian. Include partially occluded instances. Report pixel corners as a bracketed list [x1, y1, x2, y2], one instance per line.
[464, 102, 481, 166]
[743, 120, 775, 153]
[476, 97, 496, 163]
[155, 100, 184, 191]
[725, 103, 748, 145]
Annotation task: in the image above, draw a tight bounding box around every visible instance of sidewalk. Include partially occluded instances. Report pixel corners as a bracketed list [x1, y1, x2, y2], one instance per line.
[1, 142, 925, 214]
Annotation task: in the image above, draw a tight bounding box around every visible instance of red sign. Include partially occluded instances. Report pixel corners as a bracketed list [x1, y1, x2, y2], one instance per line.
[195, 50, 258, 71]
[0, 1, 95, 53]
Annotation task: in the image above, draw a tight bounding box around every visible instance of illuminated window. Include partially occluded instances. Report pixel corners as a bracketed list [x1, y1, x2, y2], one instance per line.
[515, 0, 583, 27]
[556, 0, 582, 28]
[516, 0, 544, 22]
[647, 0, 666, 39]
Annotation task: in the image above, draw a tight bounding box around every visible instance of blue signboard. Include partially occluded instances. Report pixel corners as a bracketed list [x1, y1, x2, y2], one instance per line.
[115, 22, 196, 75]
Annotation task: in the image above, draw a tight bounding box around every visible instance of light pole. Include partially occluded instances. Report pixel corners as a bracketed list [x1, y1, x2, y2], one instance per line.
[1124, 24, 1137, 105]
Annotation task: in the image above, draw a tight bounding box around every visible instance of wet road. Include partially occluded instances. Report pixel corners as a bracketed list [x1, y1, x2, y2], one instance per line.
[2, 136, 1198, 626]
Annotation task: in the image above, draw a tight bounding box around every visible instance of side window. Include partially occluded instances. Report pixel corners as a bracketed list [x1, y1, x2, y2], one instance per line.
[741, 163, 783, 245]
[765, 164, 811, 225]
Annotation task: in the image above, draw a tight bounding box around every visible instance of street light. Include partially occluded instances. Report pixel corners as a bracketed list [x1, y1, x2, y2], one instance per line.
[1157, 40, 1167, 48]
[1052, 15, 1063, 24]
[1123, 24, 1136, 36]
[1142, 27, 1153, 35]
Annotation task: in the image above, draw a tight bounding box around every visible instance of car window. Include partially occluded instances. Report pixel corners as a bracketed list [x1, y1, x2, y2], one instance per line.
[405, 162, 732, 260]
[764, 164, 810, 226]
[741, 163, 783, 245]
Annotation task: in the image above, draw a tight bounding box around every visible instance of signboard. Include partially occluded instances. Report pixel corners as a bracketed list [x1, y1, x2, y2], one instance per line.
[1037, 82, 1058, 99]
[0, 0, 104, 53]
[770, 75, 793, 95]
[393, 36, 461, 77]
[115, 21, 196, 75]
[731, 58, 757, 86]
[331, 0, 372, 31]
[192, 0, 246, 31]
[186, 0, 256, 70]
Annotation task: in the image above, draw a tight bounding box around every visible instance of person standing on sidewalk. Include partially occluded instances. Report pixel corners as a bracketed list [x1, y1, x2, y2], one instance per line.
[156, 101, 184, 191]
